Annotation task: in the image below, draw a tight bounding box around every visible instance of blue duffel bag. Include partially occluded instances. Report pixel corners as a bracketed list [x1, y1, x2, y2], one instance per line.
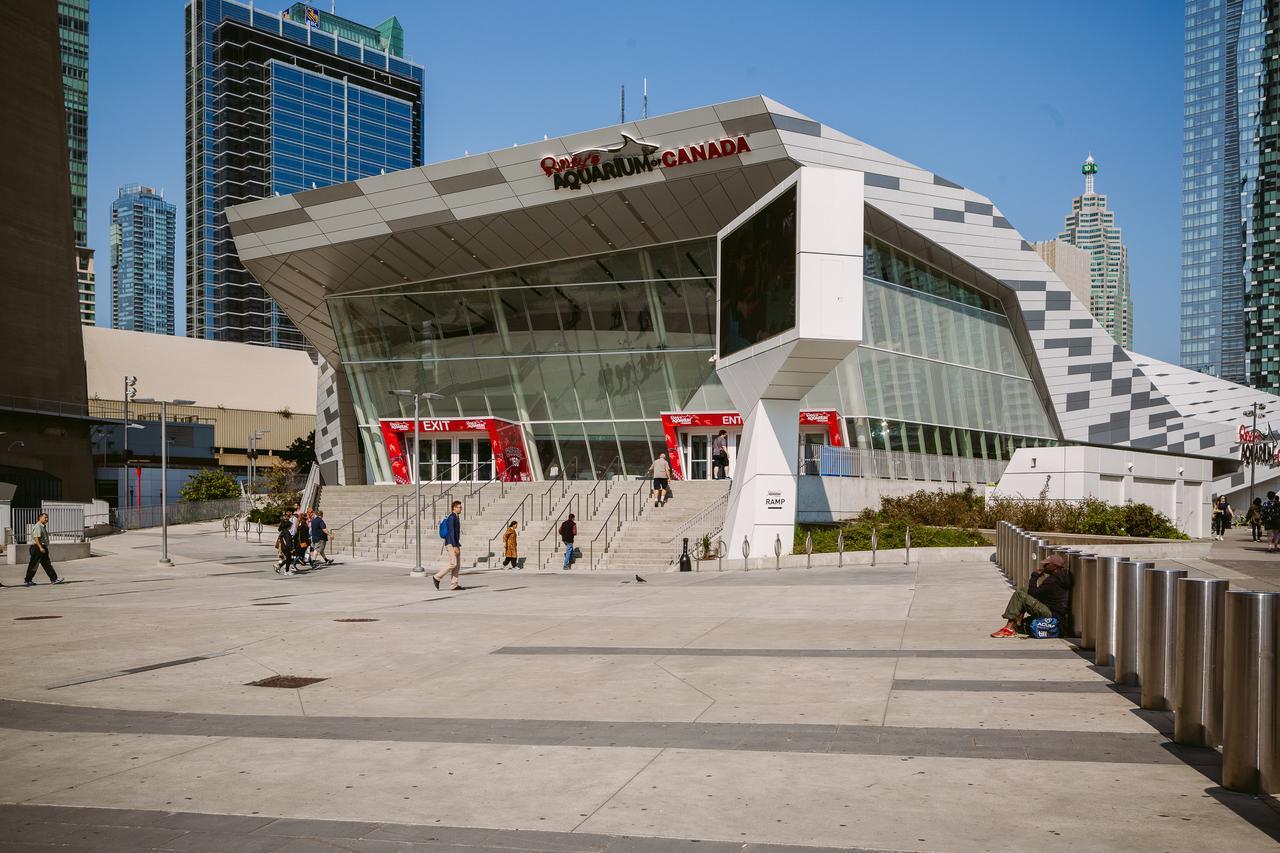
[1025, 617, 1060, 639]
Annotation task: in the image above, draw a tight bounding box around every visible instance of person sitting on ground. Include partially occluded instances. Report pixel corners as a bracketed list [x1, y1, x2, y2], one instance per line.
[990, 553, 1072, 638]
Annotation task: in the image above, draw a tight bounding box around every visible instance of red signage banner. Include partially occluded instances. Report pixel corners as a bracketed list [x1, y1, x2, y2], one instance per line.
[378, 417, 532, 484]
[659, 411, 843, 480]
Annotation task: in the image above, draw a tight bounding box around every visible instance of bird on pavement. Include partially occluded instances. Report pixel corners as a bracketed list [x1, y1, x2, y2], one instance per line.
[635, 574, 647, 583]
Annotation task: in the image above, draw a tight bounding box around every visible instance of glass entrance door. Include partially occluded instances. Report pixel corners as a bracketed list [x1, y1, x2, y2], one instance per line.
[801, 432, 825, 476]
[688, 435, 709, 480]
[417, 436, 495, 483]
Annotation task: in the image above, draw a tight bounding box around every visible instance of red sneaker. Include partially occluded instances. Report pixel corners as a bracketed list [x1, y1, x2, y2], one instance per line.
[990, 626, 1017, 638]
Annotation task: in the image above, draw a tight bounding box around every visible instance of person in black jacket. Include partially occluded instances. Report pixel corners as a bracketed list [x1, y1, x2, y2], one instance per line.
[991, 553, 1072, 637]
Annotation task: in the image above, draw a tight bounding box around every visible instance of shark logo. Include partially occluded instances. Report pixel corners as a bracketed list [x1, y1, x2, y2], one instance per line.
[572, 132, 661, 162]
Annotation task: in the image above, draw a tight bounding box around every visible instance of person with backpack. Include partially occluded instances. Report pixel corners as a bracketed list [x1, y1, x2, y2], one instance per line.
[1264, 491, 1280, 552]
[433, 500, 462, 590]
[1247, 498, 1264, 543]
[559, 513, 577, 570]
[275, 514, 296, 575]
[501, 520, 519, 569]
[711, 429, 730, 480]
[990, 552, 1072, 638]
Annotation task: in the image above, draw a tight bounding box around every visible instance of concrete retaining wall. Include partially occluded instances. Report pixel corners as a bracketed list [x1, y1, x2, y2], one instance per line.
[4, 541, 91, 565]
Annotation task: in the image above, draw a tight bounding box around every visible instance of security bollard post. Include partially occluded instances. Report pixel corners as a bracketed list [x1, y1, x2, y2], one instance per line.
[1067, 552, 1090, 640]
[1077, 555, 1099, 650]
[871, 526, 878, 566]
[1173, 577, 1229, 748]
[998, 522, 1006, 570]
[774, 534, 782, 571]
[1221, 591, 1280, 794]
[837, 530, 844, 568]
[742, 536, 750, 572]
[1094, 556, 1121, 668]
[904, 526, 911, 565]
[717, 538, 724, 573]
[1140, 567, 1187, 710]
[1114, 559, 1146, 685]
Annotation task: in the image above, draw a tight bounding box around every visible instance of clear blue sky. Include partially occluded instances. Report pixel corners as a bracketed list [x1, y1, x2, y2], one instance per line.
[89, 0, 1183, 361]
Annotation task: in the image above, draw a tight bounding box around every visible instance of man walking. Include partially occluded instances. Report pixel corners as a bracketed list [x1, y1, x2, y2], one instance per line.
[24, 513, 64, 586]
[559, 513, 577, 570]
[712, 429, 730, 480]
[310, 510, 331, 565]
[434, 500, 462, 590]
[650, 453, 671, 507]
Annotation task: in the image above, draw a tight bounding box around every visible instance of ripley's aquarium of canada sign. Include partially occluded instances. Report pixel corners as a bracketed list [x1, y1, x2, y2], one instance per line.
[1239, 424, 1280, 468]
[540, 132, 752, 191]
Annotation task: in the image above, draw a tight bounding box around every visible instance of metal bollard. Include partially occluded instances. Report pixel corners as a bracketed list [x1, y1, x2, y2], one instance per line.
[1012, 527, 1024, 585]
[805, 532, 813, 569]
[1094, 556, 1121, 668]
[1077, 555, 1099, 650]
[1140, 567, 1187, 710]
[904, 526, 911, 565]
[1067, 552, 1090, 640]
[1114, 560, 1146, 685]
[871, 526, 878, 566]
[742, 536, 750, 572]
[717, 538, 724, 573]
[1221, 590, 1280, 794]
[774, 534, 782, 571]
[998, 522, 1007, 569]
[1034, 541, 1053, 590]
[1173, 578, 1229, 748]
[837, 530, 844, 568]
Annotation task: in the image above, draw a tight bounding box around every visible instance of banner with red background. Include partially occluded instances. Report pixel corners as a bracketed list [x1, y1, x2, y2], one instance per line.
[659, 411, 843, 480]
[378, 417, 532, 484]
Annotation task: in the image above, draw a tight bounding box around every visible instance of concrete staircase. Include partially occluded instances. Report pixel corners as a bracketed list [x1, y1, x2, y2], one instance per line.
[316, 479, 730, 572]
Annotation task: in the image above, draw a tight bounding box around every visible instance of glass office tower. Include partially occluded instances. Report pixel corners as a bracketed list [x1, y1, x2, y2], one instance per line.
[57, 0, 92, 325]
[1182, 0, 1279, 389]
[110, 184, 177, 335]
[184, 0, 423, 349]
[1056, 156, 1133, 348]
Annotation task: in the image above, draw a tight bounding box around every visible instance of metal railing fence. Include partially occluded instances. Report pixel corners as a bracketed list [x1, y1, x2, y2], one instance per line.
[112, 497, 247, 531]
[11, 505, 86, 543]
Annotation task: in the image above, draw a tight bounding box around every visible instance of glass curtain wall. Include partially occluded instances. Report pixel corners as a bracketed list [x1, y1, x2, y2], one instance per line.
[331, 232, 1059, 482]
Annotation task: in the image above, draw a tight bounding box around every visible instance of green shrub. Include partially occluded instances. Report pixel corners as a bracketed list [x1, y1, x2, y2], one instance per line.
[834, 487, 1188, 541]
[247, 499, 294, 525]
[179, 469, 241, 503]
[798, 520, 986, 553]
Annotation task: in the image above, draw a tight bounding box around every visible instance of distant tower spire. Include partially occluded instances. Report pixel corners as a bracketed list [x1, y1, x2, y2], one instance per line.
[1082, 153, 1098, 194]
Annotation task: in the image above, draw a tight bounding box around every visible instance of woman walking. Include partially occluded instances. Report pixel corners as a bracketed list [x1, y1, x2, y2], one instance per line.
[275, 514, 296, 575]
[1211, 495, 1234, 541]
[1247, 497, 1264, 543]
[501, 520, 520, 569]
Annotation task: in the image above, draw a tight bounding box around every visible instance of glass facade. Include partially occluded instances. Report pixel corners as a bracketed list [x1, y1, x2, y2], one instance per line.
[268, 61, 414, 195]
[849, 417, 1057, 460]
[332, 232, 1058, 482]
[1182, 0, 1277, 388]
[185, 0, 424, 350]
[58, 0, 92, 326]
[110, 185, 177, 335]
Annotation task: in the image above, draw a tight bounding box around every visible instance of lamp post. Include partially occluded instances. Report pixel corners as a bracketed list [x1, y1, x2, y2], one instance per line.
[390, 389, 441, 577]
[248, 429, 270, 494]
[1245, 401, 1268, 506]
[138, 398, 195, 567]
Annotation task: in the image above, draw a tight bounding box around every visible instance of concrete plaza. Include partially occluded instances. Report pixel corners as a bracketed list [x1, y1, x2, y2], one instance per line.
[0, 522, 1277, 852]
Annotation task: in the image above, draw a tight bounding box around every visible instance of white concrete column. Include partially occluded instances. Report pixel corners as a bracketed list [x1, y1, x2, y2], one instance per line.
[723, 398, 801, 557]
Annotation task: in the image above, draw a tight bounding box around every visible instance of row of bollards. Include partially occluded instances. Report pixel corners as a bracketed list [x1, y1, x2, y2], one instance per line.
[994, 520, 1279, 794]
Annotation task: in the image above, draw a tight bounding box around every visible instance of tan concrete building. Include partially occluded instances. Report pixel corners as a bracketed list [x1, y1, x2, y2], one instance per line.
[1032, 239, 1093, 311]
[83, 327, 317, 477]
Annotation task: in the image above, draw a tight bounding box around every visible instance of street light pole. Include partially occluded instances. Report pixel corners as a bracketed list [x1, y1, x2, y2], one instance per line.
[391, 389, 441, 577]
[139, 397, 195, 567]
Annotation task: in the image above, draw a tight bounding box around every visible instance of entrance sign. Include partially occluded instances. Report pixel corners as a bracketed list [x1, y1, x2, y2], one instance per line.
[540, 132, 752, 191]
[378, 417, 531, 484]
[659, 410, 842, 480]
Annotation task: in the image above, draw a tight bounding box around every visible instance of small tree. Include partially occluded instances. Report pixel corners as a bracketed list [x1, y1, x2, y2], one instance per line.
[281, 430, 316, 466]
[179, 469, 240, 503]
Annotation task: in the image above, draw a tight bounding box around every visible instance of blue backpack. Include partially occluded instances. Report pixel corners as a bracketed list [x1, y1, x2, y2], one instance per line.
[1026, 617, 1060, 639]
[439, 517, 450, 540]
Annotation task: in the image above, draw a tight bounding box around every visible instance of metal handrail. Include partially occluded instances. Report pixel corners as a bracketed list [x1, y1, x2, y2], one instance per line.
[537, 474, 567, 520]
[467, 475, 505, 516]
[483, 492, 534, 567]
[331, 493, 408, 554]
[663, 491, 731, 561]
[538, 492, 581, 569]
[584, 478, 614, 519]
[587, 493, 629, 572]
